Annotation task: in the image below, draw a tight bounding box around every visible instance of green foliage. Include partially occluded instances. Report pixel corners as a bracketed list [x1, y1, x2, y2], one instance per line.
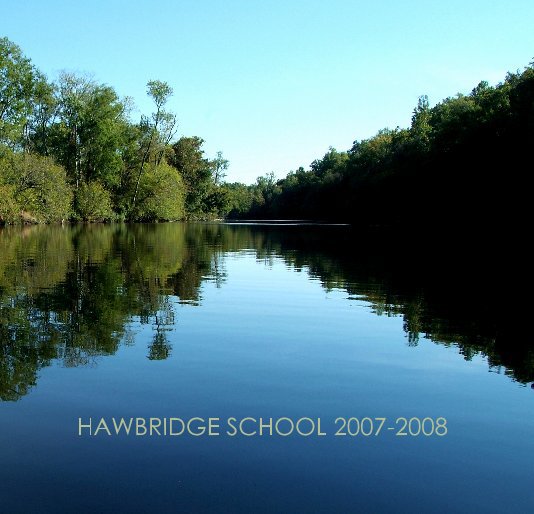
[203, 186, 230, 217]
[212, 151, 229, 184]
[0, 184, 19, 224]
[232, 62, 533, 230]
[77, 84, 130, 187]
[0, 152, 72, 223]
[2, 36, 532, 228]
[410, 95, 432, 149]
[129, 80, 177, 215]
[346, 129, 398, 187]
[0, 38, 225, 223]
[75, 182, 114, 221]
[169, 136, 214, 216]
[222, 182, 255, 218]
[0, 37, 38, 147]
[48, 73, 132, 189]
[147, 80, 173, 110]
[132, 162, 186, 221]
[310, 147, 349, 180]
[26, 73, 57, 155]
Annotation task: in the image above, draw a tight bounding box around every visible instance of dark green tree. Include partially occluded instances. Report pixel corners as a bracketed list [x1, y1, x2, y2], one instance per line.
[169, 136, 213, 216]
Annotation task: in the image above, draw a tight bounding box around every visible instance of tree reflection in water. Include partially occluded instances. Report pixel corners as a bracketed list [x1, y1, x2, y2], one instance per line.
[0, 223, 526, 401]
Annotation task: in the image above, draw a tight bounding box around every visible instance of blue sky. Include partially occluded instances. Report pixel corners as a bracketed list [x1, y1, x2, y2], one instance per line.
[2, 0, 533, 183]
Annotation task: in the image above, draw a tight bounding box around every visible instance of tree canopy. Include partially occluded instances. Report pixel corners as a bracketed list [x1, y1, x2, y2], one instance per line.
[1, 36, 532, 232]
[0, 38, 229, 224]
[225, 63, 533, 236]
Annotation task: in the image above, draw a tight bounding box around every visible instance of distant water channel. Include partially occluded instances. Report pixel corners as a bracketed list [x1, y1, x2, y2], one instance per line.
[0, 222, 532, 513]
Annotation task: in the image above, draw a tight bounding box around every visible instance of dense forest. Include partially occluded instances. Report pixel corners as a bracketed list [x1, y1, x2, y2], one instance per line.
[1, 36, 533, 229]
[228, 62, 533, 235]
[0, 37, 230, 223]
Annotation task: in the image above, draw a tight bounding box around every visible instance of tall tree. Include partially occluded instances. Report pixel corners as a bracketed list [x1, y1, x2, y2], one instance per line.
[130, 80, 176, 213]
[212, 150, 229, 184]
[51, 72, 94, 188]
[0, 37, 38, 148]
[50, 73, 130, 190]
[169, 136, 213, 216]
[410, 94, 432, 149]
[25, 72, 57, 156]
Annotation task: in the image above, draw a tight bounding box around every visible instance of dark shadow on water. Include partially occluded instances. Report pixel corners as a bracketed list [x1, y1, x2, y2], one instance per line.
[0, 222, 526, 400]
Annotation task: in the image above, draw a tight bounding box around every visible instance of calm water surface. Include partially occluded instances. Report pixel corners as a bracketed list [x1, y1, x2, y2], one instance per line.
[0, 223, 532, 513]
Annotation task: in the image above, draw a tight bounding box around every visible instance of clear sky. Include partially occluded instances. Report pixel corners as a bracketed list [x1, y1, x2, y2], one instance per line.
[2, 0, 533, 183]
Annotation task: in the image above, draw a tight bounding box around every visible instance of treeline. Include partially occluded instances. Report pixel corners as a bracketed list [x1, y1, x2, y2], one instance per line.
[2, 36, 532, 228]
[227, 62, 533, 234]
[0, 37, 230, 224]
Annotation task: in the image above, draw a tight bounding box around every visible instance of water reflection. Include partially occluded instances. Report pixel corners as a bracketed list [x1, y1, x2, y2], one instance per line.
[0, 222, 522, 401]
